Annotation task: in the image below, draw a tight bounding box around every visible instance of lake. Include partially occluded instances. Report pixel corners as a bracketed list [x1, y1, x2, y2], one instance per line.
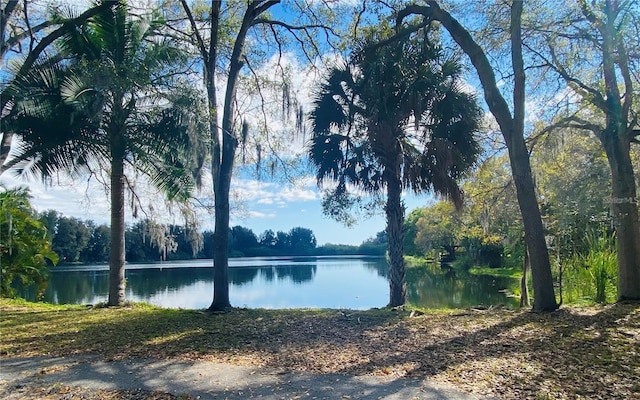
[22, 256, 520, 309]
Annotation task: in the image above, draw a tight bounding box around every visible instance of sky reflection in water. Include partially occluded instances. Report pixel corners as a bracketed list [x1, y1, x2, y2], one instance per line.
[28, 256, 519, 309]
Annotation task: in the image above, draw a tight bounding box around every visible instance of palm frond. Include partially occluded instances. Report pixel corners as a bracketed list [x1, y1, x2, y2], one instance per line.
[306, 23, 482, 202]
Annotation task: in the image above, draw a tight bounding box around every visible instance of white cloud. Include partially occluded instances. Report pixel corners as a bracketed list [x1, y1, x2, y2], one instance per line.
[245, 210, 276, 219]
[231, 178, 319, 210]
[256, 197, 275, 205]
[279, 186, 317, 202]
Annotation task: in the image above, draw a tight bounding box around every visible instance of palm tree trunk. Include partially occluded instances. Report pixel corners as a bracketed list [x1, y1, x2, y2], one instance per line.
[386, 166, 406, 307]
[108, 154, 126, 306]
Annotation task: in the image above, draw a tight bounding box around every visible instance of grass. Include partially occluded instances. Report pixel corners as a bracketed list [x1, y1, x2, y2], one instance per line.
[404, 255, 438, 269]
[1, 298, 639, 399]
[469, 265, 523, 279]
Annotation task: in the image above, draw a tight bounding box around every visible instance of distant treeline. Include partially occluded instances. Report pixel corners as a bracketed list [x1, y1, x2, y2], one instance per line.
[39, 210, 387, 264]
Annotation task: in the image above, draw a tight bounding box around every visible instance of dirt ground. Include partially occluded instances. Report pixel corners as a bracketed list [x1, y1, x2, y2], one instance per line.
[1, 300, 639, 399]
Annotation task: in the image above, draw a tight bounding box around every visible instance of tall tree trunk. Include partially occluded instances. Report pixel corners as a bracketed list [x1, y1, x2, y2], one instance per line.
[209, 0, 269, 311]
[181, 0, 230, 310]
[108, 151, 126, 306]
[209, 122, 236, 311]
[196, 0, 233, 312]
[598, 0, 640, 301]
[398, 1, 558, 311]
[210, 161, 233, 310]
[602, 134, 640, 300]
[509, 1, 556, 311]
[385, 160, 406, 307]
[506, 132, 558, 311]
[183, 1, 282, 311]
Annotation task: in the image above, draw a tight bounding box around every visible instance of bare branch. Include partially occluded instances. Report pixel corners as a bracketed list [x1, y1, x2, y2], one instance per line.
[0, 0, 19, 42]
[243, 54, 296, 182]
[243, 55, 270, 137]
[535, 115, 604, 141]
[179, 0, 208, 64]
[2, 19, 55, 61]
[253, 18, 336, 36]
[526, 39, 608, 112]
[22, 0, 33, 53]
[616, 35, 633, 130]
[254, 1, 280, 19]
[353, 0, 367, 42]
[267, 22, 284, 69]
[253, 18, 333, 65]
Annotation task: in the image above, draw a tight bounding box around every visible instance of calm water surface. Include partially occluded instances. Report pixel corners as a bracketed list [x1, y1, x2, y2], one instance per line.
[25, 256, 519, 309]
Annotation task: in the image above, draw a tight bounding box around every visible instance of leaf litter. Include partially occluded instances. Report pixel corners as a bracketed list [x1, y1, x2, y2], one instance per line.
[1, 300, 638, 399]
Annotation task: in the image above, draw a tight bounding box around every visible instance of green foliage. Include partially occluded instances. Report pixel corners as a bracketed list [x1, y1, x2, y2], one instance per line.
[229, 226, 259, 256]
[81, 223, 110, 263]
[287, 227, 317, 254]
[469, 266, 522, 279]
[404, 199, 505, 268]
[407, 129, 621, 304]
[534, 130, 612, 259]
[560, 230, 617, 304]
[413, 201, 460, 254]
[320, 186, 383, 227]
[125, 220, 174, 262]
[26, 207, 372, 262]
[403, 208, 425, 256]
[462, 237, 503, 268]
[0, 188, 58, 298]
[40, 211, 91, 264]
[451, 253, 474, 271]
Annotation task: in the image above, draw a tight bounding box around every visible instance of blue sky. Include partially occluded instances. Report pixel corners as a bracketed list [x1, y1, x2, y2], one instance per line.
[0, 49, 434, 248]
[0, 0, 447, 247]
[0, 170, 431, 246]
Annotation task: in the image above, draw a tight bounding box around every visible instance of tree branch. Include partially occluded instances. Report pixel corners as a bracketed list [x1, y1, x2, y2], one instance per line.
[252, 18, 337, 36]
[530, 39, 608, 112]
[536, 115, 604, 140]
[397, 2, 515, 142]
[616, 35, 633, 130]
[253, 18, 334, 65]
[179, 0, 209, 64]
[353, 0, 367, 43]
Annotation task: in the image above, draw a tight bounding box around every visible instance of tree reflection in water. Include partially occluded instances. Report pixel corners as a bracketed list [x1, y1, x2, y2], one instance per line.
[19, 257, 518, 309]
[229, 265, 317, 286]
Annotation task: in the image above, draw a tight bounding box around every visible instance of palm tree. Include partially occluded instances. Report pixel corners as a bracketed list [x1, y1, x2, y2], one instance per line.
[308, 27, 482, 307]
[1, 1, 115, 176]
[7, 1, 203, 306]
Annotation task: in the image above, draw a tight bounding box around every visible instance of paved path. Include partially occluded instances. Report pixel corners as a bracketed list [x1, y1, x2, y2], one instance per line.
[0, 356, 490, 399]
